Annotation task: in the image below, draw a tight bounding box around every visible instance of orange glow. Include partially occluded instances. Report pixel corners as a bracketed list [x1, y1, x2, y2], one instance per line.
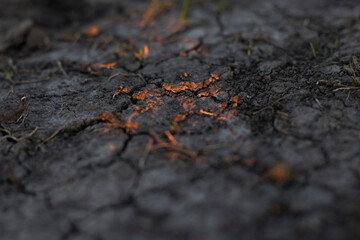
[218, 109, 237, 121]
[99, 113, 123, 131]
[105, 144, 116, 151]
[113, 86, 131, 98]
[269, 166, 286, 181]
[132, 86, 163, 112]
[231, 96, 241, 107]
[124, 112, 139, 133]
[135, 106, 150, 113]
[179, 51, 187, 57]
[219, 102, 228, 111]
[122, 88, 131, 93]
[173, 114, 187, 122]
[268, 163, 294, 186]
[133, 90, 149, 101]
[85, 26, 99, 36]
[165, 130, 177, 144]
[163, 74, 220, 94]
[134, 45, 149, 60]
[144, 45, 149, 58]
[99, 112, 138, 133]
[211, 74, 219, 80]
[92, 62, 117, 69]
[197, 91, 209, 97]
[181, 99, 196, 111]
[199, 109, 217, 117]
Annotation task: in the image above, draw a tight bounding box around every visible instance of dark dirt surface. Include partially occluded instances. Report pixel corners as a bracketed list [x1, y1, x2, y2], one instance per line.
[1, 0, 360, 239]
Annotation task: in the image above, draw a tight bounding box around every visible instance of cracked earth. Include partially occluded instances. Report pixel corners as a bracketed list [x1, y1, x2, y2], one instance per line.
[1, 0, 360, 239]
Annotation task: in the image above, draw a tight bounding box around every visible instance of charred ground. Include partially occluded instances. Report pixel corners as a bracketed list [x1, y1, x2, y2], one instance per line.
[1, 0, 360, 239]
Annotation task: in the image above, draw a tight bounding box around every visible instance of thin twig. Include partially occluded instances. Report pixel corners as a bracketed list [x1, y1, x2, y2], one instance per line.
[333, 86, 360, 92]
[0, 127, 40, 142]
[148, 129, 198, 159]
[108, 72, 144, 82]
[40, 126, 64, 145]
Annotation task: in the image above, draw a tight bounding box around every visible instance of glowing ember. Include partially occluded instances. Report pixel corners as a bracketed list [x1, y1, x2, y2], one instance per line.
[92, 62, 117, 69]
[134, 45, 149, 61]
[197, 91, 209, 97]
[165, 130, 177, 144]
[113, 87, 131, 98]
[199, 109, 217, 117]
[219, 102, 228, 111]
[163, 74, 220, 98]
[85, 26, 99, 37]
[133, 89, 149, 101]
[124, 112, 139, 133]
[99, 112, 138, 133]
[211, 74, 219, 80]
[183, 72, 191, 78]
[268, 163, 295, 187]
[231, 96, 241, 107]
[173, 114, 187, 122]
[181, 98, 196, 111]
[144, 45, 149, 58]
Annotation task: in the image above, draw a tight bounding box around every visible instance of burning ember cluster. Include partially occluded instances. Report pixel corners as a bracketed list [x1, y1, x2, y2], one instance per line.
[69, 0, 290, 182]
[56, 0, 297, 186]
[81, 1, 245, 162]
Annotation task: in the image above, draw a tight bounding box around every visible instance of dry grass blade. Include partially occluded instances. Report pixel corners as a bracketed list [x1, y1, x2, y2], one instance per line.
[108, 72, 145, 82]
[0, 127, 40, 142]
[148, 129, 198, 160]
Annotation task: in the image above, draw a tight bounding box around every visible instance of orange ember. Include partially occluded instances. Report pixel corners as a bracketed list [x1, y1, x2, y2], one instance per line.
[211, 74, 219, 80]
[173, 114, 187, 122]
[219, 102, 228, 111]
[122, 88, 131, 94]
[165, 130, 177, 144]
[144, 45, 149, 58]
[134, 45, 149, 60]
[99, 112, 138, 133]
[231, 96, 241, 107]
[92, 62, 117, 69]
[268, 163, 295, 187]
[183, 72, 191, 78]
[124, 112, 139, 133]
[199, 109, 217, 117]
[85, 26, 99, 36]
[113, 87, 131, 98]
[181, 99, 196, 111]
[163, 74, 220, 95]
